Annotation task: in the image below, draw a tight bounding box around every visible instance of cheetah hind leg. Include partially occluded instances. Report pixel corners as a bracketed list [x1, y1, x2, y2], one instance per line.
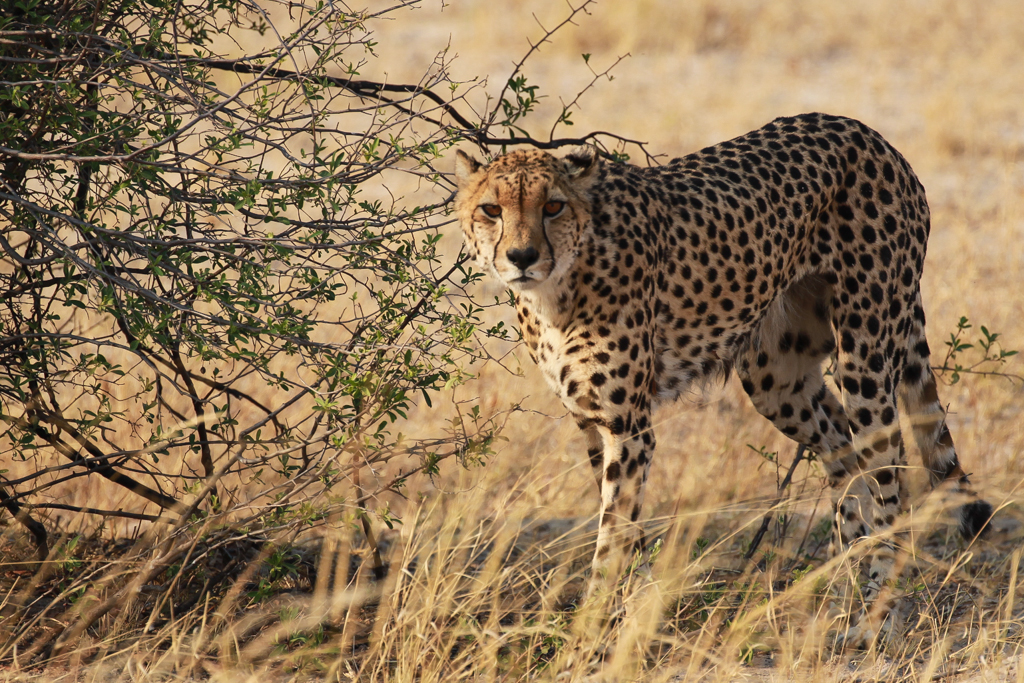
[829, 295, 996, 649]
[832, 294, 995, 650]
[734, 275, 905, 649]
[898, 291, 993, 538]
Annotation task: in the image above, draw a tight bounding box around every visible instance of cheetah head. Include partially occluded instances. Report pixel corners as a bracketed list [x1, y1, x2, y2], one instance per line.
[454, 147, 598, 291]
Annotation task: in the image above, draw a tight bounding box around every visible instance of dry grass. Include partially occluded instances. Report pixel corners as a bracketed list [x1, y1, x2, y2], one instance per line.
[4, 0, 1024, 680]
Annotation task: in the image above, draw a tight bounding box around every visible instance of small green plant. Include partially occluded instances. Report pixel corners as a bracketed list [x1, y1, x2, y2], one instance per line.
[748, 443, 778, 465]
[792, 564, 829, 595]
[249, 546, 302, 603]
[273, 620, 327, 656]
[499, 75, 542, 135]
[936, 316, 1019, 384]
[56, 535, 83, 573]
[739, 640, 771, 664]
[532, 614, 569, 666]
[692, 535, 711, 560]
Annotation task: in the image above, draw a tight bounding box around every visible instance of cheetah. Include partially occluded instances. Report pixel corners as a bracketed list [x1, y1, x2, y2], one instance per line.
[453, 113, 992, 646]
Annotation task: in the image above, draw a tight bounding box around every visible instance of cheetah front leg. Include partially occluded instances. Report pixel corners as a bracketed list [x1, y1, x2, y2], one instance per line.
[588, 415, 655, 598]
[581, 422, 606, 492]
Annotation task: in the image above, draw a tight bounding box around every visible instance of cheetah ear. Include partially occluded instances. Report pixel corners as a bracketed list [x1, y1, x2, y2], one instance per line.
[454, 149, 483, 188]
[562, 145, 599, 183]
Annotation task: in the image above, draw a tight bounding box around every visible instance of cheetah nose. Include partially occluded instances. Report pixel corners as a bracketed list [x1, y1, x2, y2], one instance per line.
[507, 246, 539, 270]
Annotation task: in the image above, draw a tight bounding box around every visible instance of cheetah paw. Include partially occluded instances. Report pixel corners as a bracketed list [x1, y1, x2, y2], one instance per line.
[834, 623, 876, 651]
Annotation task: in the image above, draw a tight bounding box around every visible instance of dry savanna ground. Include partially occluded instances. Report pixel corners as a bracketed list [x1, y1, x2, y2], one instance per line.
[3, 0, 1024, 681]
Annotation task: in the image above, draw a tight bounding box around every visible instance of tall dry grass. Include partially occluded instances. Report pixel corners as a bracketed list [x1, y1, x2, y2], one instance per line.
[3, 0, 1024, 680]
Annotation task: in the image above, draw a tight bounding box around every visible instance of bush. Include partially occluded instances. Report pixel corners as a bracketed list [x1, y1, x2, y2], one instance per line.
[0, 0, 501, 530]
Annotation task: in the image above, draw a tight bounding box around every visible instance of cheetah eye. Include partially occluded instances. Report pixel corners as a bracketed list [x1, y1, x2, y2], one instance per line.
[480, 204, 502, 218]
[543, 200, 565, 217]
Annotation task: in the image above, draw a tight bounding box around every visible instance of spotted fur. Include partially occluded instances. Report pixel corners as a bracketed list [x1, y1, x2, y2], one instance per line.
[454, 113, 991, 646]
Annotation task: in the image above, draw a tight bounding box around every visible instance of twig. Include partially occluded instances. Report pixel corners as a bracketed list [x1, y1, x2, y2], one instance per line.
[0, 413, 185, 513]
[932, 364, 1023, 385]
[486, 0, 597, 132]
[743, 444, 807, 565]
[23, 503, 172, 524]
[549, 53, 630, 140]
[0, 484, 48, 563]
